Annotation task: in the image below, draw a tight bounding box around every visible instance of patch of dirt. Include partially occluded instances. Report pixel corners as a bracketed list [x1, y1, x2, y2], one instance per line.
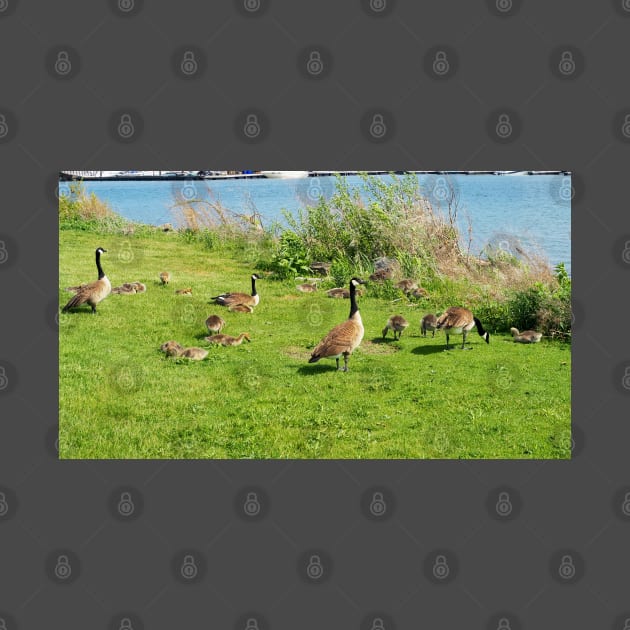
[282, 345, 309, 359]
[360, 340, 399, 355]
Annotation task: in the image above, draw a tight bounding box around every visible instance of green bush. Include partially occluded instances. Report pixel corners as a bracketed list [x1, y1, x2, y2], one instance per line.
[264, 230, 311, 279]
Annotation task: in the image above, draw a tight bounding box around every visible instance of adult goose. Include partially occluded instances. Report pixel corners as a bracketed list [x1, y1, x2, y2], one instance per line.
[436, 307, 490, 350]
[211, 274, 261, 308]
[309, 277, 366, 372]
[62, 247, 111, 314]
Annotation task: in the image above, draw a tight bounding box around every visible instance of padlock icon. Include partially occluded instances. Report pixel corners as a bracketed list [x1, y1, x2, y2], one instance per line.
[118, 241, 134, 264]
[432, 554, 450, 579]
[0, 240, 8, 264]
[370, 0, 387, 11]
[307, 51, 323, 76]
[621, 492, 630, 516]
[181, 50, 198, 76]
[369, 114, 387, 139]
[0, 492, 8, 516]
[559, 176, 573, 202]
[117, 491, 135, 516]
[243, 114, 261, 138]
[243, 492, 261, 516]
[622, 114, 630, 139]
[624, 0, 630, 11]
[622, 366, 630, 390]
[245, 619, 259, 630]
[0, 114, 8, 138]
[119, 617, 133, 630]
[558, 51, 575, 76]
[432, 51, 449, 76]
[432, 177, 449, 202]
[244, 0, 261, 11]
[54, 554, 72, 580]
[495, 491, 513, 516]
[0, 366, 8, 391]
[495, 0, 513, 12]
[623, 618, 630, 630]
[369, 491, 387, 516]
[306, 554, 324, 579]
[497, 618, 511, 630]
[117, 114, 135, 139]
[118, 0, 135, 11]
[558, 554, 575, 579]
[371, 617, 385, 630]
[54, 51, 72, 76]
[495, 114, 513, 138]
[181, 181, 196, 201]
[307, 179, 324, 202]
[307, 302, 323, 327]
[0, 618, 7, 630]
[622, 242, 630, 265]
[180, 554, 198, 579]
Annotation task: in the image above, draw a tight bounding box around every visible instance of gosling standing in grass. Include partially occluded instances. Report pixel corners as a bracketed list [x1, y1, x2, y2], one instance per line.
[421, 313, 438, 337]
[159, 271, 171, 285]
[205, 315, 226, 335]
[382, 315, 409, 340]
[510, 327, 542, 343]
[436, 307, 490, 350]
[62, 247, 111, 314]
[309, 277, 366, 372]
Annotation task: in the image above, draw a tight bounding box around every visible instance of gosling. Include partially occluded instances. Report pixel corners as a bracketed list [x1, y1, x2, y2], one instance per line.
[160, 340, 184, 357]
[382, 315, 409, 340]
[205, 315, 226, 335]
[204, 333, 251, 347]
[510, 327, 542, 343]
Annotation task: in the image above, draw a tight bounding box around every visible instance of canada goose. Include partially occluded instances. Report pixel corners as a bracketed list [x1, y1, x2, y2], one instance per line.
[436, 307, 490, 349]
[297, 282, 318, 293]
[410, 287, 429, 299]
[204, 332, 251, 346]
[421, 313, 438, 337]
[205, 315, 226, 335]
[369, 268, 393, 282]
[159, 271, 171, 285]
[309, 277, 366, 372]
[62, 248, 111, 314]
[175, 288, 193, 295]
[131, 282, 146, 293]
[112, 283, 137, 294]
[395, 279, 418, 293]
[160, 340, 184, 357]
[180, 347, 208, 360]
[228, 303, 254, 313]
[211, 274, 261, 308]
[510, 327, 542, 343]
[382, 315, 409, 340]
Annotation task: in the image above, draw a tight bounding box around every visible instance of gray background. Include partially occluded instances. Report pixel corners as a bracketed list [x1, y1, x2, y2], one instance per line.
[0, 0, 628, 628]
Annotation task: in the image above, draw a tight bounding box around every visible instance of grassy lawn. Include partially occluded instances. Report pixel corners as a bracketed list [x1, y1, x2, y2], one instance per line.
[59, 230, 571, 459]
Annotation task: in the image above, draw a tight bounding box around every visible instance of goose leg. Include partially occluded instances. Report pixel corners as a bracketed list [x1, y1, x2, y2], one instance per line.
[335, 357, 340, 370]
[342, 353, 349, 372]
[445, 333, 450, 349]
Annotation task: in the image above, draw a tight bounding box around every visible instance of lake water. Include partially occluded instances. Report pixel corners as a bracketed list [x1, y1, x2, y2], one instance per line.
[60, 173, 571, 274]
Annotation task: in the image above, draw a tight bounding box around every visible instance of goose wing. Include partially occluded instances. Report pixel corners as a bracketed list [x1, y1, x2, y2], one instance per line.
[309, 319, 364, 361]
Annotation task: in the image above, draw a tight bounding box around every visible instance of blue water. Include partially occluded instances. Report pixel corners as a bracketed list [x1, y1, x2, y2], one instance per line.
[60, 173, 571, 274]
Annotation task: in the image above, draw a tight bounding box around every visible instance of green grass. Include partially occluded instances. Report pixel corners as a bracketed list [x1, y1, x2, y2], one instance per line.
[59, 229, 571, 459]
